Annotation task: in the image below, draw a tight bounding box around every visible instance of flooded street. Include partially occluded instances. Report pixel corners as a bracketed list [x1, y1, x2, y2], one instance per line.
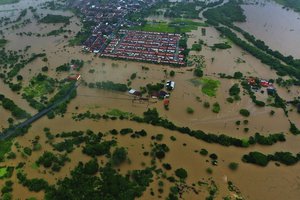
[236, 0, 300, 58]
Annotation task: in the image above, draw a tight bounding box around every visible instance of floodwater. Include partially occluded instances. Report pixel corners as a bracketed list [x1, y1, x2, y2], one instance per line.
[1, 0, 300, 199]
[235, 0, 300, 58]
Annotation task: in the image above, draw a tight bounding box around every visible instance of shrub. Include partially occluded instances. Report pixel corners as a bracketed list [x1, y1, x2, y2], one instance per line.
[233, 72, 243, 79]
[199, 149, 208, 156]
[206, 167, 213, 174]
[111, 147, 127, 166]
[175, 168, 188, 180]
[229, 84, 240, 96]
[23, 147, 32, 156]
[212, 102, 220, 113]
[194, 68, 203, 77]
[170, 70, 175, 77]
[228, 162, 238, 171]
[186, 107, 194, 114]
[242, 152, 269, 166]
[226, 97, 234, 103]
[162, 163, 172, 170]
[239, 109, 250, 117]
[203, 101, 210, 108]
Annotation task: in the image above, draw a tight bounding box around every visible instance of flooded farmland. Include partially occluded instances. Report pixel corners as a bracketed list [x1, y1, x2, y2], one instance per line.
[0, 0, 300, 199]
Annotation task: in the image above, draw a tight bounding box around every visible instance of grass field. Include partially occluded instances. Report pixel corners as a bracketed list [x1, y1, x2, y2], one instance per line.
[0, 0, 19, 5]
[0, 167, 8, 178]
[201, 78, 220, 97]
[23, 76, 55, 98]
[131, 18, 207, 33]
[106, 109, 135, 119]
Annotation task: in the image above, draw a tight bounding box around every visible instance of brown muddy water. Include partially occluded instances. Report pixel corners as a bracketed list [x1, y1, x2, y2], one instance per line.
[0, 0, 300, 199]
[236, 0, 300, 58]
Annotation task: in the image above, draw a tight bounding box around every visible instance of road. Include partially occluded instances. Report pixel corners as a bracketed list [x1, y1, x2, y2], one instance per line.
[0, 82, 79, 140]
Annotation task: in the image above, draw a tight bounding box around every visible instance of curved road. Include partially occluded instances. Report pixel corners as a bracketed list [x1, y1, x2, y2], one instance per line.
[0, 82, 79, 140]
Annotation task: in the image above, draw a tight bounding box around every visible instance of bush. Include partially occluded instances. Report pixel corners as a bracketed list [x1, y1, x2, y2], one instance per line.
[162, 163, 172, 170]
[199, 148, 208, 156]
[228, 162, 238, 171]
[239, 109, 250, 117]
[203, 101, 210, 108]
[111, 147, 127, 166]
[194, 68, 203, 77]
[226, 97, 234, 103]
[42, 66, 48, 72]
[212, 102, 220, 113]
[170, 70, 175, 77]
[23, 147, 32, 156]
[186, 107, 194, 114]
[206, 167, 213, 174]
[233, 72, 243, 79]
[242, 152, 269, 166]
[229, 84, 240, 96]
[175, 168, 188, 180]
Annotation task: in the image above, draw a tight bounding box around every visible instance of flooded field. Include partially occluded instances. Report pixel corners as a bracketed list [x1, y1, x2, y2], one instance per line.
[0, 0, 300, 199]
[236, 0, 300, 58]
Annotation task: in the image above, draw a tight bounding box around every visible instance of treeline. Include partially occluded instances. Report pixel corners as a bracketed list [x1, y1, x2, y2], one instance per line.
[87, 81, 128, 92]
[203, 0, 300, 81]
[39, 14, 70, 24]
[243, 151, 300, 166]
[0, 94, 30, 119]
[216, 26, 300, 79]
[7, 53, 46, 78]
[72, 109, 287, 148]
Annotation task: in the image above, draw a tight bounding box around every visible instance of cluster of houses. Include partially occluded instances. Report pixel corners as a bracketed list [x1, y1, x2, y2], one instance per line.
[129, 80, 175, 107]
[247, 77, 276, 96]
[69, 0, 157, 53]
[101, 30, 185, 65]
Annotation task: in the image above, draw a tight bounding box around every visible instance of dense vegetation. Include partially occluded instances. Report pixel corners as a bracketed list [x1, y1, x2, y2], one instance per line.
[0, 0, 19, 5]
[243, 151, 300, 166]
[45, 162, 153, 200]
[87, 81, 128, 92]
[0, 94, 30, 119]
[0, 39, 7, 47]
[39, 14, 70, 24]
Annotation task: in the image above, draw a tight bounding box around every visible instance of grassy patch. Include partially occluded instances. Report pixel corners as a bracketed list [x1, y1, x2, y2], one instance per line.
[31, 163, 39, 170]
[0, 167, 8, 178]
[105, 109, 135, 119]
[0, 166, 14, 179]
[201, 78, 220, 97]
[23, 74, 55, 98]
[131, 18, 207, 33]
[0, 0, 19, 5]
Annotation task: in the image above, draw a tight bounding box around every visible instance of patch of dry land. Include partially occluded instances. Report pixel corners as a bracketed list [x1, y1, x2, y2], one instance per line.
[0, 0, 300, 200]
